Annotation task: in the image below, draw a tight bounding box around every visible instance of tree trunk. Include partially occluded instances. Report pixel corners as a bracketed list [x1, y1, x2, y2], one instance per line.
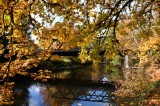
[124, 55, 130, 69]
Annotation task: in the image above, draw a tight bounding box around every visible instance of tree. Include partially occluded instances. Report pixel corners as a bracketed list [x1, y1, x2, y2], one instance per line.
[0, 0, 39, 81]
[0, 0, 160, 81]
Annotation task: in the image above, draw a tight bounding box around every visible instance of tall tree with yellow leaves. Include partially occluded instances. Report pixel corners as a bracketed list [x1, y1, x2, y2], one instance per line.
[0, 0, 159, 81]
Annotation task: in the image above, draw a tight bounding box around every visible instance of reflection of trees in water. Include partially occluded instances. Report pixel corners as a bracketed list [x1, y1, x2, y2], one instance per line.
[0, 78, 31, 105]
[1, 64, 111, 105]
[38, 64, 115, 105]
[52, 63, 109, 81]
[40, 84, 115, 105]
[37, 63, 115, 105]
[3, 63, 153, 106]
[11, 75, 35, 106]
[41, 86, 74, 106]
[92, 63, 109, 81]
[1, 62, 157, 106]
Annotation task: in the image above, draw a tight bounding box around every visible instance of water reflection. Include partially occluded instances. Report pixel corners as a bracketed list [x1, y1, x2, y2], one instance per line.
[12, 64, 116, 106]
[28, 83, 114, 106]
[2, 63, 156, 105]
[51, 63, 109, 81]
[41, 84, 114, 104]
[13, 82, 115, 106]
[72, 101, 112, 106]
[28, 84, 44, 106]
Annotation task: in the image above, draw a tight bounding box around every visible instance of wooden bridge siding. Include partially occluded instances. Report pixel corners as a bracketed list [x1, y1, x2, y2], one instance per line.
[52, 48, 104, 56]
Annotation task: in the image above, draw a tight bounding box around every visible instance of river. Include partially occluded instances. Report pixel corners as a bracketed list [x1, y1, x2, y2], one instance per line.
[10, 64, 139, 106]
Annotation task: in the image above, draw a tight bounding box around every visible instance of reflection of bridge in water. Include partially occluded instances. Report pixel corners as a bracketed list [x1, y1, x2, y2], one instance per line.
[45, 78, 116, 103]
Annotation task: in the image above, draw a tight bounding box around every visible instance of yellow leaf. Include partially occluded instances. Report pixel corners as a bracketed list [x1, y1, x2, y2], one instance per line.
[14, 9, 22, 13]
[52, 0, 58, 3]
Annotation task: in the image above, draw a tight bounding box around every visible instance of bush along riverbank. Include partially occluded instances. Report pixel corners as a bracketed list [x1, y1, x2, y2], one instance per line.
[108, 67, 160, 105]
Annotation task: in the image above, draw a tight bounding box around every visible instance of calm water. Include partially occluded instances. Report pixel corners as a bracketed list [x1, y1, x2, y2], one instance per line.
[11, 64, 138, 106]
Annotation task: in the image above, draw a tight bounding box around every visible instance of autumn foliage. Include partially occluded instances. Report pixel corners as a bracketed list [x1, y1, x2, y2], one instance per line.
[0, 0, 159, 82]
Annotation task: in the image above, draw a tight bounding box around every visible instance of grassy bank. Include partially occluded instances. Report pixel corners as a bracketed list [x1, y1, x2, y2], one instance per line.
[38, 56, 92, 71]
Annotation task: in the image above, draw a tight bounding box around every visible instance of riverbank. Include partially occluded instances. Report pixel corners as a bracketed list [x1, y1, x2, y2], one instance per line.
[38, 56, 92, 71]
[110, 66, 160, 105]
